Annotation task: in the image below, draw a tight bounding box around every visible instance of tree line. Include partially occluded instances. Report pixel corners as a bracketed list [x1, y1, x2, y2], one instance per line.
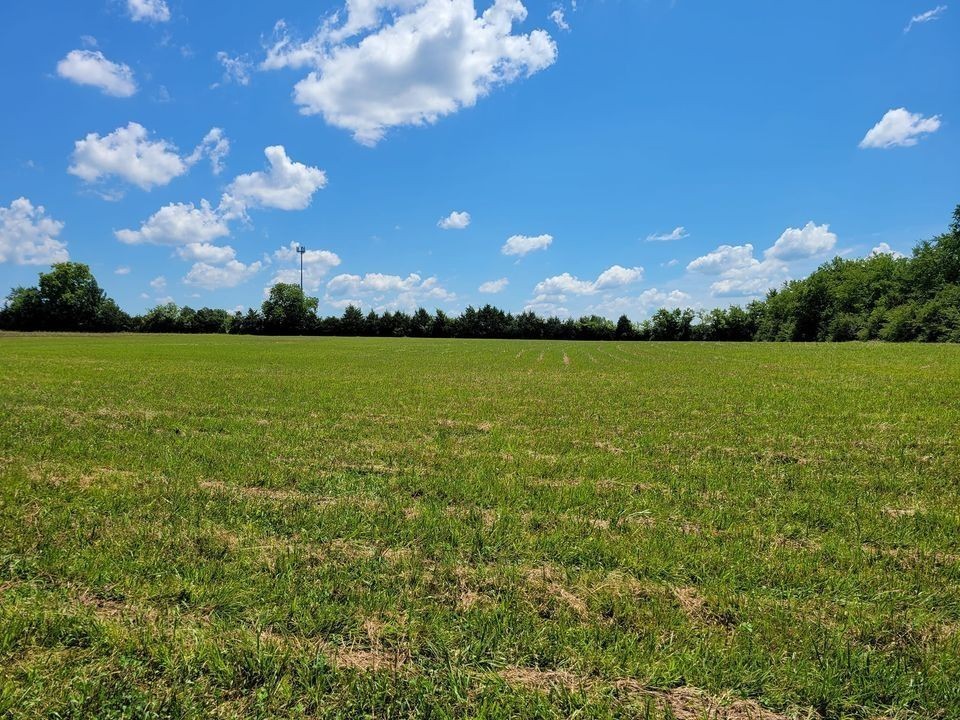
[2, 204, 959, 342]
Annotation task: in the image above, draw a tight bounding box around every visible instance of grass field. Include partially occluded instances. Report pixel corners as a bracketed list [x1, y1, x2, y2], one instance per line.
[1, 334, 959, 719]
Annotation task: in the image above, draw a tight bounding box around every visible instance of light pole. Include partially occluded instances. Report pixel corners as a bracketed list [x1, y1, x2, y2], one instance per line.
[297, 244, 306, 292]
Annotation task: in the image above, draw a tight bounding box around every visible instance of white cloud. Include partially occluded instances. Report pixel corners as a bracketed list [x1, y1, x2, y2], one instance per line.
[70, 123, 230, 192]
[184, 260, 263, 290]
[116, 199, 230, 245]
[646, 226, 689, 242]
[686, 222, 835, 298]
[227, 146, 327, 210]
[686, 244, 756, 274]
[502, 233, 553, 256]
[686, 246, 783, 298]
[268, 242, 342, 292]
[708, 272, 782, 298]
[186, 128, 231, 175]
[263, 0, 558, 145]
[479, 277, 508, 293]
[534, 264, 644, 297]
[438, 210, 471, 230]
[534, 272, 595, 296]
[859, 108, 941, 149]
[70, 123, 183, 190]
[0, 197, 69, 266]
[869, 242, 907, 259]
[549, 8, 570, 31]
[905, 5, 947, 32]
[523, 294, 568, 317]
[175, 243, 237, 264]
[765, 222, 836, 261]
[56, 50, 137, 97]
[215, 52, 253, 87]
[127, 0, 170, 22]
[586, 288, 692, 318]
[594, 264, 644, 290]
[114, 265, 131, 275]
[149, 275, 167, 291]
[325, 271, 454, 310]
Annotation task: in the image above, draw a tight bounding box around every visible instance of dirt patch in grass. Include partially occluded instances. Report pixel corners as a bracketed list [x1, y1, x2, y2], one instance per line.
[672, 586, 729, 628]
[500, 666, 795, 719]
[199, 479, 338, 505]
[593, 440, 624, 455]
[524, 566, 590, 618]
[882, 506, 920, 518]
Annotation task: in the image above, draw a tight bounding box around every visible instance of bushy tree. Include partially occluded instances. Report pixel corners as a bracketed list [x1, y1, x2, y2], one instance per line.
[261, 283, 318, 335]
[340, 305, 365, 335]
[0, 262, 129, 331]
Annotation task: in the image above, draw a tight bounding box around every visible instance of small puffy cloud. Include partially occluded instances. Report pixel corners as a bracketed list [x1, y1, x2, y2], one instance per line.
[263, 0, 558, 145]
[70, 123, 230, 192]
[905, 5, 947, 32]
[687, 252, 780, 297]
[646, 226, 689, 242]
[534, 265, 644, 297]
[687, 243, 783, 298]
[535, 272, 594, 296]
[686, 244, 756, 274]
[325, 271, 454, 310]
[149, 275, 166, 291]
[523, 294, 569, 317]
[184, 260, 263, 290]
[127, 0, 170, 22]
[709, 273, 781, 298]
[227, 146, 327, 210]
[186, 128, 231, 175]
[175, 243, 237, 264]
[549, 8, 570, 31]
[765, 222, 836, 261]
[69, 122, 186, 190]
[114, 265, 131, 275]
[586, 288, 692, 319]
[215, 52, 253, 87]
[594, 264, 644, 290]
[478, 277, 508, 293]
[502, 233, 553, 256]
[269, 242, 342, 292]
[56, 50, 137, 97]
[688, 223, 836, 294]
[859, 108, 941, 149]
[116, 199, 230, 245]
[438, 210, 471, 230]
[869, 242, 907, 259]
[0, 197, 69, 265]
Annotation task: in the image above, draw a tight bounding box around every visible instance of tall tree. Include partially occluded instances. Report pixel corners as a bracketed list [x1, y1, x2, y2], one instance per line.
[261, 283, 319, 335]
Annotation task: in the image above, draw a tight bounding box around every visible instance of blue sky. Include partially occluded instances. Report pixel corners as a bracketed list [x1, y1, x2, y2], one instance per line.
[0, 0, 957, 318]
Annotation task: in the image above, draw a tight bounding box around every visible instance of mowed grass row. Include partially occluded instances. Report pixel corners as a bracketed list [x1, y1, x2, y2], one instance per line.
[1, 335, 959, 719]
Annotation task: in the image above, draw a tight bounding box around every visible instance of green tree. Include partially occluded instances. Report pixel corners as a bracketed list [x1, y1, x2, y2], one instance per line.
[261, 283, 319, 334]
[0, 286, 44, 330]
[340, 305, 365, 335]
[615, 314, 635, 339]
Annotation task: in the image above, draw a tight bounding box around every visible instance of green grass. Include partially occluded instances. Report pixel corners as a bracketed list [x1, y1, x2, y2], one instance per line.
[1, 334, 959, 719]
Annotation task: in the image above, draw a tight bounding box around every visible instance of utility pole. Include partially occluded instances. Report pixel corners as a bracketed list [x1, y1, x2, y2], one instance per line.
[297, 244, 306, 292]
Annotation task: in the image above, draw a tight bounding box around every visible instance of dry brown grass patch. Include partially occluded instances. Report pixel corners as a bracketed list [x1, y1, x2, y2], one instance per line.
[524, 566, 590, 618]
[500, 666, 794, 719]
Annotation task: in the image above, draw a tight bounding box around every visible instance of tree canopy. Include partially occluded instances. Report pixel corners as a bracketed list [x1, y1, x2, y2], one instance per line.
[3, 204, 960, 342]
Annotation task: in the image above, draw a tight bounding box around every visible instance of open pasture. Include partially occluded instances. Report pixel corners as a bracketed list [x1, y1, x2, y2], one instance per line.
[1, 335, 959, 718]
